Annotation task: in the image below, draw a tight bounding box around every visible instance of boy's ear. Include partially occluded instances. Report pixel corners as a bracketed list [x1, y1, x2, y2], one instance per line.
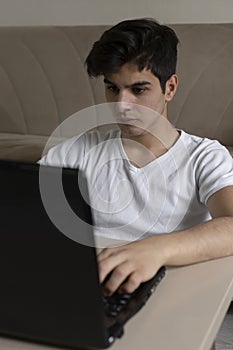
[165, 74, 178, 102]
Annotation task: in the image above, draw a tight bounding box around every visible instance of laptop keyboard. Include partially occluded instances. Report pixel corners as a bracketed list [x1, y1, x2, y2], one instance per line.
[102, 266, 166, 319]
[103, 292, 133, 317]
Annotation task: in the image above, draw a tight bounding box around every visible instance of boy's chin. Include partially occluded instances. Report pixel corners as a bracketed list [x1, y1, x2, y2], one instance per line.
[118, 123, 146, 137]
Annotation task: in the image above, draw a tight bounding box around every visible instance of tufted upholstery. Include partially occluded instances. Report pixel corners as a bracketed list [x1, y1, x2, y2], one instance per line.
[169, 24, 233, 148]
[0, 24, 232, 161]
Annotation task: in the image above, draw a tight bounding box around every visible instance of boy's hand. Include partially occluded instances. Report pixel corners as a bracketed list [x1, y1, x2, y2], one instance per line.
[97, 236, 167, 295]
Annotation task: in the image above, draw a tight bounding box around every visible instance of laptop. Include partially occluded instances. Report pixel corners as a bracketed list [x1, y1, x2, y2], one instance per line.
[0, 159, 165, 349]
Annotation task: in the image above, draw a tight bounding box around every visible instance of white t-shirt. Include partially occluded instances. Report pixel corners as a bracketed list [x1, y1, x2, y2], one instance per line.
[39, 129, 233, 242]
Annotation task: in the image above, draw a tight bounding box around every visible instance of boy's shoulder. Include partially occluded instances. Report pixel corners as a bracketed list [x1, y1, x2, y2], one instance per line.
[38, 127, 121, 168]
[180, 129, 229, 154]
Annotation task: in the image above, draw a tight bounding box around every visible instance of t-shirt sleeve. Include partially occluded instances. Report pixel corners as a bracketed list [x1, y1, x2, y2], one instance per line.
[196, 141, 233, 205]
[38, 134, 85, 169]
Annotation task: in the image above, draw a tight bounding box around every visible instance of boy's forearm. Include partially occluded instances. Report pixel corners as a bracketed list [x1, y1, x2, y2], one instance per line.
[156, 216, 233, 267]
[98, 216, 233, 295]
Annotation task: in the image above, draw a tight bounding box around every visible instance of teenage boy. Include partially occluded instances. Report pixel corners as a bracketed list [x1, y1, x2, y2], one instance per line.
[40, 18, 233, 296]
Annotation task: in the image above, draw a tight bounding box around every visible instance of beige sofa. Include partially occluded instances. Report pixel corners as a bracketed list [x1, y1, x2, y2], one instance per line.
[0, 23, 233, 161]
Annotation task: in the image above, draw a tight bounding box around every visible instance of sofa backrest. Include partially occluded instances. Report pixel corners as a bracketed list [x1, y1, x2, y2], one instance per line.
[0, 24, 233, 147]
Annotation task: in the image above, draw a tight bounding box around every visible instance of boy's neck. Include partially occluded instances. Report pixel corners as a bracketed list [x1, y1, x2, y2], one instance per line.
[121, 128, 180, 168]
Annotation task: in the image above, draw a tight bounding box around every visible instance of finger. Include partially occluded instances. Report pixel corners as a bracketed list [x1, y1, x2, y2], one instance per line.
[103, 261, 133, 295]
[97, 240, 131, 262]
[97, 246, 122, 263]
[118, 271, 141, 294]
[98, 250, 126, 284]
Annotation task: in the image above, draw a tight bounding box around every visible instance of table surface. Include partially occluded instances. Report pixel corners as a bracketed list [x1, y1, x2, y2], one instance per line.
[0, 256, 232, 350]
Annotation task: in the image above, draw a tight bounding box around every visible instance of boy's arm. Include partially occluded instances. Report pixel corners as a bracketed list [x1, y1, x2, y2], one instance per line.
[98, 185, 233, 295]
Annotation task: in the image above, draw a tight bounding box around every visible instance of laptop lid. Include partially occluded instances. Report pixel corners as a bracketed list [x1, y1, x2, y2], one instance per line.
[0, 160, 165, 349]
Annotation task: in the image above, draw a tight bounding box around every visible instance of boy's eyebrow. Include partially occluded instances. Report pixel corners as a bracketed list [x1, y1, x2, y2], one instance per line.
[103, 78, 152, 88]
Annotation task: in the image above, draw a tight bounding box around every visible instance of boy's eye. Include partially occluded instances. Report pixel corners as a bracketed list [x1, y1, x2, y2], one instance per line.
[132, 87, 146, 95]
[106, 85, 119, 94]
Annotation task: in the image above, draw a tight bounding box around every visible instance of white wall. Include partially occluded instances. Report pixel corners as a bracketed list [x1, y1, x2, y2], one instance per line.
[0, 0, 233, 26]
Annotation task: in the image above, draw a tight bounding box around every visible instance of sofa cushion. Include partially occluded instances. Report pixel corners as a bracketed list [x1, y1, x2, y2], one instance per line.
[0, 133, 64, 162]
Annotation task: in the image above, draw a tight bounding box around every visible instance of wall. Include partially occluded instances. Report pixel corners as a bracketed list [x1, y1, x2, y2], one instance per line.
[0, 0, 233, 26]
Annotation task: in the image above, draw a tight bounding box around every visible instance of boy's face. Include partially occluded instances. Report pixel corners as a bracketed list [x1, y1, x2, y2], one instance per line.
[104, 62, 177, 138]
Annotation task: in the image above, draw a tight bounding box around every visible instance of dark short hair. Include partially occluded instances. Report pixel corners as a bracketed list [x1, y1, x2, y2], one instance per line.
[85, 18, 179, 93]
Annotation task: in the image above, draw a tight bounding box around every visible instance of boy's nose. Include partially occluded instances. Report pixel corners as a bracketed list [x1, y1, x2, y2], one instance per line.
[117, 89, 134, 103]
[116, 102, 132, 120]
[116, 92, 133, 116]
